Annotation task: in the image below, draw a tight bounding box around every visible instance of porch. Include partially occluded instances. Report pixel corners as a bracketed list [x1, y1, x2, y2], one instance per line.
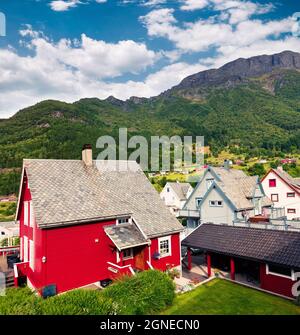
[176, 250, 261, 292]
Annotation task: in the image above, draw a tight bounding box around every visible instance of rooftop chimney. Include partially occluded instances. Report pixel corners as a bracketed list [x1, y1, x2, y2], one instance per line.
[82, 144, 93, 166]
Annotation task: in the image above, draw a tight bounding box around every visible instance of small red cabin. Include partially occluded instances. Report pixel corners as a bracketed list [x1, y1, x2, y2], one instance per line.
[14, 146, 183, 295]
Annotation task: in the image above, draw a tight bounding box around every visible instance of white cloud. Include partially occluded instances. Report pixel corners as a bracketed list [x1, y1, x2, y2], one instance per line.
[50, 0, 81, 11]
[140, 7, 294, 53]
[142, 0, 166, 6]
[50, 0, 107, 11]
[0, 29, 162, 116]
[180, 0, 209, 11]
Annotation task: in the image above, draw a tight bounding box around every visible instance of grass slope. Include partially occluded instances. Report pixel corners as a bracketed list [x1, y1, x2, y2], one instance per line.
[163, 279, 300, 315]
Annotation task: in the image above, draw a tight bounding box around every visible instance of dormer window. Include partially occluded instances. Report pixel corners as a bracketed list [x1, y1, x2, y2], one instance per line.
[117, 217, 131, 225]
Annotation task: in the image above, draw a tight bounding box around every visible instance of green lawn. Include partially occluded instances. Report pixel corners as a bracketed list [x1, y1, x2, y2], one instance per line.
[163, 279, 300, 315]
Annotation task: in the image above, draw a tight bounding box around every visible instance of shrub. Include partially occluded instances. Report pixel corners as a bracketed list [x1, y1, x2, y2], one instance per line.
[40, 289, 118, 315]
[0, 270, 175, 315]
[102, 270, 175, 315]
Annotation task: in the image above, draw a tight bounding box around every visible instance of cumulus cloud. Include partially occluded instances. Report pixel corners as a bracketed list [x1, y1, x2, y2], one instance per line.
[180, 0, 209, 11]
[49, 0, 107, 11]
[0, 29, 161, 116]
[140, 7, 294, 53]
[50, 0, 81, 11]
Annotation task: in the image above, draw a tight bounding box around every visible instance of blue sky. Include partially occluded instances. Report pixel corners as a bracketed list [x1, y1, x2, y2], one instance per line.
[0, 0, 299, 117]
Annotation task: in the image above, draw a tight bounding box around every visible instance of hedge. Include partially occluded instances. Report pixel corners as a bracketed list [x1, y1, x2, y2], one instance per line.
[0, 270, 175, 315]
[103, 270, 175, 315]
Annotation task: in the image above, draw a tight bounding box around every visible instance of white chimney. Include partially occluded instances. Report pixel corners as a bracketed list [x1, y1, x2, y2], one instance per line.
[82, 144, 93, 166]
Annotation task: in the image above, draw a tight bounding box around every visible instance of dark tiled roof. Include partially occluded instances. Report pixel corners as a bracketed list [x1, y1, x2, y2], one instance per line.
[104, 223, 149, 250]
[182, 223, 300, 268]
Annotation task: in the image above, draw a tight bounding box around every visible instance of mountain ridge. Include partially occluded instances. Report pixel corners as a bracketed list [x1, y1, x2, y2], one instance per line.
[0, 50, 299, 172]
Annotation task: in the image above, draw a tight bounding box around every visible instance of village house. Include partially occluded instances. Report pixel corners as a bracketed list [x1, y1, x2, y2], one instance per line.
[180, 162, 274, 229]
[13, 145, 183, 295]
[0, 221, 19, 246]
[160, 182, 193, 217]
[261, 167, 300, 220]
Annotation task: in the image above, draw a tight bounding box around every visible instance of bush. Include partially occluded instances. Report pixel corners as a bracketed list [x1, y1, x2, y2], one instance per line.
[40, 289, 118, 315]
[0, 270, 175, 315]
[103, 270, 175, 315]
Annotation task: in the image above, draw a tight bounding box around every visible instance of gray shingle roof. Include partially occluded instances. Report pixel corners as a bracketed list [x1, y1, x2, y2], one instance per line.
[23, 159, 183, 237]
[104, 223, 149, 250]
[210, 167, 271, 210]
[167, 182, 192, 200]
[274, 168, 300, 192]
[182, 223, 300, 269]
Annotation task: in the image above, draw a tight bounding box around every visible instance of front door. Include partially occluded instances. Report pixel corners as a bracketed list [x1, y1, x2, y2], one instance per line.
[135, 248, 145, 270]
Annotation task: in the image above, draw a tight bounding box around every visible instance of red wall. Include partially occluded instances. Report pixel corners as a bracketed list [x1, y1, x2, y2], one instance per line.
[150, 233, 181, 271]
[260, 264, 296, 298]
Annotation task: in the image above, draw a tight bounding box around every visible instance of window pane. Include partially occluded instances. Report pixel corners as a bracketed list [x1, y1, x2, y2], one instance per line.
[160, 239, 170, 255]
[268, 264, 291, 277]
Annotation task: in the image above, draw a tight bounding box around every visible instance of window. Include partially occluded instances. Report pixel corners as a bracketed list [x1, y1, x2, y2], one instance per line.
[287, 208, 296, 214]
[267, 264, 293, 279]
[29, 202, 34, 228]
[271, 194, 279, 202]
[167, 187, 170, 192]
[158, 236, 171, 257]
[1, 231, 5, 235]
[29, 240, 35, 270]
[287, 192, 295, 198]
[209, 200, 223, 207]
[117, 217, 130, 225]
[24, 201, 28, 226]
[122, 248, 133, 260]
[23, 236, 28, 262]
[269, 179, 276, 187]
[195, 197, 202, 208]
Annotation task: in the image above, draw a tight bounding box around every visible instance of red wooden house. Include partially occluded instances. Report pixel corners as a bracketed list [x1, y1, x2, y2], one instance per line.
[14, 145, 183, 295]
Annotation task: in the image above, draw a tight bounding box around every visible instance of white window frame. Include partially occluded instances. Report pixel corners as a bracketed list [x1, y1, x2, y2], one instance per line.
[158, 235, 172, 258]
[266, 264, 295, 280]
[116, 217, 131, 225]
[29, 201, 34, 228]
[24, 201, 28, 226]
[20, 237, 23, 260]
[209, 200, 223, 207]
[29, 240, 35, 270]
[23, 236, 28, 262]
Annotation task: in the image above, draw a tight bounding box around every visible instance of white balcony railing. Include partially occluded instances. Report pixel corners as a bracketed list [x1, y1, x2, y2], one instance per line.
[178, 209, 201, 218]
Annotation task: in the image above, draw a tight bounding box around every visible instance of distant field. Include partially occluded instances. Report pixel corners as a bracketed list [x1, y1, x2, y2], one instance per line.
[0, 201, 16, 222]
[163, 279, 300, 315]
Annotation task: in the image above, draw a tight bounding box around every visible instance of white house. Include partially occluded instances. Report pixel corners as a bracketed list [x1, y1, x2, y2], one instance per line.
[180, 165, 273, 229]
[261, 167, 300, 220]
[0, 221, 19, 246]
[160, 182, 193, 217]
